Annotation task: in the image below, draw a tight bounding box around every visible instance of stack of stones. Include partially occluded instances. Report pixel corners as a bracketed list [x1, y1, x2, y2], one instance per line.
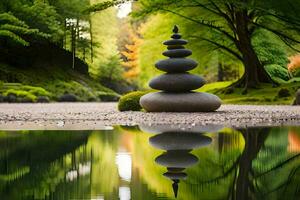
[140, 25, 221, 112]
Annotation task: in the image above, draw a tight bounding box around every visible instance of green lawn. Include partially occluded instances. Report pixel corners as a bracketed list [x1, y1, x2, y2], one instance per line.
[198, 80, 300, 105]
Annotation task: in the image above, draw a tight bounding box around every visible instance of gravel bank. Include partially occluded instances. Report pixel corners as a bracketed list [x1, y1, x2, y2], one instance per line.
[0, 103, 299, 130]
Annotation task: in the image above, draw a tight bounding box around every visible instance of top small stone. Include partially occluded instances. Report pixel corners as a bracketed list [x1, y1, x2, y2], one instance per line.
[173, 25, 179, 33]
[171, 25, 181, 39]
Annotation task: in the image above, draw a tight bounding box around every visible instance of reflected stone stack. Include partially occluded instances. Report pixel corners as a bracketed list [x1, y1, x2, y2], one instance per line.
[144, 125, 213, 198]
[140, 25, 221, 112]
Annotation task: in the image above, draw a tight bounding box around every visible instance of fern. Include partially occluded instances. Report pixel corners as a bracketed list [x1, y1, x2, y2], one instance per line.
[0, 12, 28, 28]
[0, 12, 47, 46]
[0, 30, 29, 46]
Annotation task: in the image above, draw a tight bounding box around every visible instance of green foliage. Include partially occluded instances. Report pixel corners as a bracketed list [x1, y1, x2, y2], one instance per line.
[132, 0, 300, 89]
[0, 83, 52, 102]
[15, 0, 62, 42]
[21, 85, 51, 97]
[253, 30, 290, 82]
[99, 55, 124, 82]
[292, 69, 300, 77]
[89, 0, 120, 77]
[85, 0, 129, 13]
[118, 90, 150, 111]
[0, 62, 119, 102]
[3, 89, 37, 101]
[265, 64, 290, 83]
[0, 12, 41, 46]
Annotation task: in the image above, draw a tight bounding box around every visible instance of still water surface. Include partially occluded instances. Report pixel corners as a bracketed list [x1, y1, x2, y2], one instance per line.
[1, 125, 300, 200]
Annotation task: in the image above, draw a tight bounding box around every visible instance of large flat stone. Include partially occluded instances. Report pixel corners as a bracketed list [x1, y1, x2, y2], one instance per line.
[149, 73, 205, 92]
[155, 58, 198, 72]
[163, 49, 192, 58]
[163, 39, 188, 45]
[167, 45, 185, 50]
[140, 92, 222, 112]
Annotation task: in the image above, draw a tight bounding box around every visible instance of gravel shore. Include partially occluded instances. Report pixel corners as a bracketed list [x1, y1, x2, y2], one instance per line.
[0, 103, 299, 130]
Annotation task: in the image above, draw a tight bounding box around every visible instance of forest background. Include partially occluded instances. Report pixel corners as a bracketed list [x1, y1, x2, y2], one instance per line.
[0, 0, 300, 104]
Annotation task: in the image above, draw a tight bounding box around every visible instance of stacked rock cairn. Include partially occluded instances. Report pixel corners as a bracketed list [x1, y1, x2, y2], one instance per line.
[140, 25, 221, 112]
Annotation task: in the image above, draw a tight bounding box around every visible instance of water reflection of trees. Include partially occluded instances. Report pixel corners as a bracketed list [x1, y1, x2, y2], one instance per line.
[136, 125, 300, 200]
[186, 127, 300, 200]
[0, 130, 91, 200]
[1, 126, 300, 200]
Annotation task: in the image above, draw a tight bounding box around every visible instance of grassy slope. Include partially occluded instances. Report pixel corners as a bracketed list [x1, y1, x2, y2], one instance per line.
[198, 80, 300, 105]
[0, 62, 118, 102]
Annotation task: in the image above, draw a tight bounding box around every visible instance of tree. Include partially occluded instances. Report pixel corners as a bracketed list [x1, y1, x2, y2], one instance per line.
[99, 55, 124, 82]
[120, 25, 141, 81]
[87, 0, 300, 92]
[0, 12, 44, 47]
[288, 54, 300, 77]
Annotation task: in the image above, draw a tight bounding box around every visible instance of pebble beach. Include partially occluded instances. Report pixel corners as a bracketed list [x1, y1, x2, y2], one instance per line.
[0, 103, 299, 130]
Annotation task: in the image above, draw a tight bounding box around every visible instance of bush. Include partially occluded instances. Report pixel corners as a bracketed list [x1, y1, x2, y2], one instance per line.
[278, 88, 291, 98]
[118, 91, 151, 111]
[265, 64, 290, 82]
[288, 54, 300, 77]
[37, 96, 50, 103]
[58, 94, 78, 102]
[3, 89, 37, 102]
[22, 86, 51, 97]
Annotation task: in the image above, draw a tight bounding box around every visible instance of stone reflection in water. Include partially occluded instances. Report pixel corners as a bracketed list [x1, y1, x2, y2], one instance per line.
[140, 124, 219, 198]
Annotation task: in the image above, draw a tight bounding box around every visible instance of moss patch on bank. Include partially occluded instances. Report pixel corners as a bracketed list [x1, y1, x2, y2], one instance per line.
[198, 80, 300, 105]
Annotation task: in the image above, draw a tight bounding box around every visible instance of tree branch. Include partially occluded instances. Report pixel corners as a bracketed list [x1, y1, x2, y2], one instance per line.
[191, 35, 242, 61]
[252, 22, 300, 44]
[162, 8, 237, 43]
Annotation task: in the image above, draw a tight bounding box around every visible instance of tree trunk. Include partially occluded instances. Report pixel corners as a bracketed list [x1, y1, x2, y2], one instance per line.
[231, 10, 273, 91]
[218, 62, 224, 81]
[64, 19, 67, 49]
[89, 19, 94, 63]
[71, 25, 76, 69]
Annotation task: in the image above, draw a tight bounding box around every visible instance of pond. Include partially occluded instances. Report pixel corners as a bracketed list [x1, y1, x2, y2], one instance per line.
[0, 125, 300, 200]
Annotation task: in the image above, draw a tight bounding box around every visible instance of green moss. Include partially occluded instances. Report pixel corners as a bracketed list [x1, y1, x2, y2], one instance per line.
[118, 91, 151, 111]
[22, 86, 51, 97]
[3, 89, 37, 102]
[199, 81, 300, 105]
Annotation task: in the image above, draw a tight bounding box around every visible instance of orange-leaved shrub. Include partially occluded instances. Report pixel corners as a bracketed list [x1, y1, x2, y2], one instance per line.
[288, 54, 300, 77]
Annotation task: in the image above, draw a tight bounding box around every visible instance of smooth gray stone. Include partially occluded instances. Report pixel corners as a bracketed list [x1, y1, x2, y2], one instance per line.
[149, 132, 212, 150]
[167, 45, 184, 50]
[155, 151, 198, 168]
[140, 92, 222, 112]
[293, 89, 300, 105]
[163, 39, 188, 45]
[155, 58, 198, 72]
[163, 49, 192, 58]
[149, 73, 205, 92]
